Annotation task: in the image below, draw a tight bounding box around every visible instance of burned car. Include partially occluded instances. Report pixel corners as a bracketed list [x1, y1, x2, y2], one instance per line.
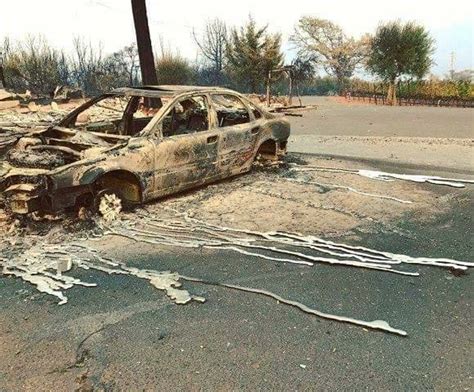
[0, 86, 290, 215]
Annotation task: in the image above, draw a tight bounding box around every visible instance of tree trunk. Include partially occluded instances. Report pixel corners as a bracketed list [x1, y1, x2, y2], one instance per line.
[297, 85, 302, 106]
[387, 80, 397, 106]
[337, 76, 344, 96]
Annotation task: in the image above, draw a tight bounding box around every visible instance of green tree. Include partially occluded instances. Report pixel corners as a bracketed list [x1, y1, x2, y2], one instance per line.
[155, 53, 192, 85]
[291, 17, 368, 93]
[367, 21, 434, 105]
[291, 56, 316, 86]
[226, 17, 283, 93]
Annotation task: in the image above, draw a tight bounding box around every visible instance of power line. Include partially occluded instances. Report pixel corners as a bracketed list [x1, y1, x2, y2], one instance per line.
[88, 0, 203, 33]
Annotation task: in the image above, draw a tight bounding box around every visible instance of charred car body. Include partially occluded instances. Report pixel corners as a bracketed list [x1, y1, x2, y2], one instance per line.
[0, 86, 290, 215]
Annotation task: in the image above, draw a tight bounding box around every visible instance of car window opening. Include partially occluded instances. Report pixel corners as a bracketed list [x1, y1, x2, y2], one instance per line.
[73, 96, 129, 135]
[247, 101, 263, 119]
[162, 96, 209, 138]
[68, 95, 172, 138]
[128, 97, 163, 135]
[211, 94, 251, 127]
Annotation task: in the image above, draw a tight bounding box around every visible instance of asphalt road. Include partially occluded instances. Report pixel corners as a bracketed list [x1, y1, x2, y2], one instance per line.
[0, 177, 472, 391]
[290, 97, 474, 138]
[286, 97, 474, 173]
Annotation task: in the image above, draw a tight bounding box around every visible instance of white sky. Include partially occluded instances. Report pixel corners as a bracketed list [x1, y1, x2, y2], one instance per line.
[1, 0, 473, 75]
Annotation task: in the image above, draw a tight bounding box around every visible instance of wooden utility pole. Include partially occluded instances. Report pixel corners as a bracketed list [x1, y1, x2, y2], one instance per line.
[131, 0, 158, 87]
[288, 74, 293, 106]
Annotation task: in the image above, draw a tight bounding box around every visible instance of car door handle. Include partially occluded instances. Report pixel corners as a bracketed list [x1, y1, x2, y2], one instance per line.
[207, 135, 218, 144]
[251, 126, 260, 135]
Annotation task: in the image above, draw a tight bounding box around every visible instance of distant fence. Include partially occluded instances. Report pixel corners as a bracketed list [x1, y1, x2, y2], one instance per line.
[348, 92, 474, 108]
[347, 80, 474, 108]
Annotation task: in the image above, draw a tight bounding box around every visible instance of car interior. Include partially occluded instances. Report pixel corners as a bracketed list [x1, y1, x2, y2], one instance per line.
[70, 95, 164, 137]
[211, 94, 251, 127]
[162, 96, 209, 137]
[68, 93, 256, 139]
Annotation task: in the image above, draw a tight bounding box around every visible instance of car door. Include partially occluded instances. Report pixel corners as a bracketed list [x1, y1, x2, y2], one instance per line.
[210, 93, 260, 174]
[149, 94, 221, 198]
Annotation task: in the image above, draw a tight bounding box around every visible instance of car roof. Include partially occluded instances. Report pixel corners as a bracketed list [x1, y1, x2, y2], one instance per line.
[112, 85, 236, 98]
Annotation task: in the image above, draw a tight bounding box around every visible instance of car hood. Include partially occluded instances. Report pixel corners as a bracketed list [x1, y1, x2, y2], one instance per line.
[1, 126, 128, 171]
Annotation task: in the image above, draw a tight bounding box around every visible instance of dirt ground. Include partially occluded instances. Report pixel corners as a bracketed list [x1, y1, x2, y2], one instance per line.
[0, 98, 473, 390]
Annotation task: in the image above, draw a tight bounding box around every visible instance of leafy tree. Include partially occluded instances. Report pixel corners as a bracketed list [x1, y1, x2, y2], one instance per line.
[291, 17, 368, 93]
[287, 56, 316, 104]
[367, 21, 434, 104]
[155, 54, 192, 85]
[193, 63, 229, 87]
[291, 56, 315, 85]
[193, 19, 228, 85]
[226, 17, 283, 93]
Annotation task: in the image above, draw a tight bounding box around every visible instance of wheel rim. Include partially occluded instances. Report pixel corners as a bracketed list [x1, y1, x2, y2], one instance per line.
[96, 191, 122, 222]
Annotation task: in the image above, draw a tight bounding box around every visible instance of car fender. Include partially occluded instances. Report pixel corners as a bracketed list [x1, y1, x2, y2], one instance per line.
[48, 142, 154, 193]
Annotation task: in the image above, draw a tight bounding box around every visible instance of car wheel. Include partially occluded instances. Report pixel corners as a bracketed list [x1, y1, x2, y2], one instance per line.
[93, 189, 123, 221]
